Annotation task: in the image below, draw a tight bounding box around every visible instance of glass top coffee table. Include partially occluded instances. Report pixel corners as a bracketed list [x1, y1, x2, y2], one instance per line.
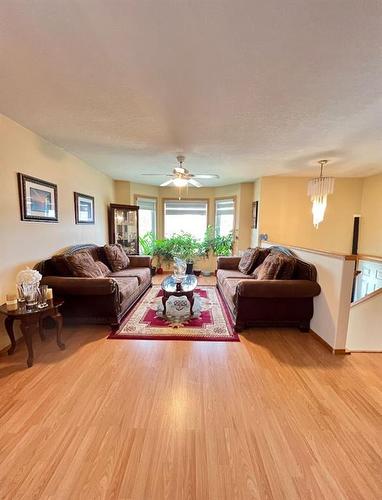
[161, 274, 198, 316]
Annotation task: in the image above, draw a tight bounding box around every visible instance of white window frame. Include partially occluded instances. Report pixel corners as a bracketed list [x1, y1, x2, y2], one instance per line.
[136, 196, 157, 239]
[215, 197, 235, 237]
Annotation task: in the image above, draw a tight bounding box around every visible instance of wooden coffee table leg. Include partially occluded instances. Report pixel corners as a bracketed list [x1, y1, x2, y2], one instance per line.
[189, 294, 195, 316]
[162, 295, 168, 316]
[20, 319, 38, 368]
[5, 317, 16, 355]
[54, 310, 65, 350]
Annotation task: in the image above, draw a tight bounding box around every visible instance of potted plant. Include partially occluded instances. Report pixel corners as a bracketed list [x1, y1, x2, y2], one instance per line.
[139, 232, 157, 275]
[211, 231, 234, 275]
[152, 239, 167, 274]
[168, 232, 200, 274]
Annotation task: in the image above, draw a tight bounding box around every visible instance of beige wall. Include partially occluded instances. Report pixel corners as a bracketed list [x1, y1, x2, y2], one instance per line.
[358, 173, 382, 257]
[114, 180, 131, 205]
[0, 115, 114, 349]
[259, 176, 364, 254]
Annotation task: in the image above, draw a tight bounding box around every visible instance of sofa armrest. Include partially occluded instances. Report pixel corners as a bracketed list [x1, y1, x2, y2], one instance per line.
[237, 280, 321, 298]
[41, 276, 118, 296]
[217, 256, 241, 270]
[128, 256, 151, 268]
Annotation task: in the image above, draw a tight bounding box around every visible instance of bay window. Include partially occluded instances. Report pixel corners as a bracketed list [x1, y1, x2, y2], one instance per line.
[164, 200, 208, 240]
[215, 198, 235, 236]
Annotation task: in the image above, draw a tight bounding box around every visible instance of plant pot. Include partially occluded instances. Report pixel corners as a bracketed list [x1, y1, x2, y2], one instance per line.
[157, 267, 163, 275]
[186, 262, 194, 275]
[150, 266, 157, 276]
[193, 270, 202, 277]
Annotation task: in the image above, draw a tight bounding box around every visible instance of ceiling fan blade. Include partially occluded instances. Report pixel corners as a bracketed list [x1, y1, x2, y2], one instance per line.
[160, 179, 174, 187]
[188, 179, 202, 187]
[193, 174, 220, 179]
[141, 173, 173, 177]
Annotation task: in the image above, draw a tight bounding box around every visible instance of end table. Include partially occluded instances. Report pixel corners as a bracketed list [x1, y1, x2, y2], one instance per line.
[0, 299, 65, 368]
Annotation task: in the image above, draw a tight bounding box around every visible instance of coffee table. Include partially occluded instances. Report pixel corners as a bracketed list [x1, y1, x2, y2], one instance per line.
[161, 274, 198, 317]
[0, 298, 65, 368]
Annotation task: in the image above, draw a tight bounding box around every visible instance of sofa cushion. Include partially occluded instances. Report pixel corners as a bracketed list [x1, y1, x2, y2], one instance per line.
[238, 248, 259, 274]
[109, 267, 151, 285]
[220, 278, 242, 306]
[113, 277, 139, 302]
[254, 253, 296, 280]
[104, 244, 130, 272]
[66, 251, 103, 278]
[217, 269, 254, 283]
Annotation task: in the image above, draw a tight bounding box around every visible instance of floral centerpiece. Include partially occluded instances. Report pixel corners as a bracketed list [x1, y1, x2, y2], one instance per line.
[16, 268, 42, 306]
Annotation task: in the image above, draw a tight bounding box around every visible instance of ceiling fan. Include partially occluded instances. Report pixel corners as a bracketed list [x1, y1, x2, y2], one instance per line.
[141, 155, 219, 188]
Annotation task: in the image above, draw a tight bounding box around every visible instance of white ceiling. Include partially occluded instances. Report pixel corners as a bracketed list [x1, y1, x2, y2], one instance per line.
[1, 0, 381, 186]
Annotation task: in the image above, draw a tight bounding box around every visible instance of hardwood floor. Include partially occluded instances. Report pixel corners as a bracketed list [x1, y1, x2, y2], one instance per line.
[0, 285, 381, 498]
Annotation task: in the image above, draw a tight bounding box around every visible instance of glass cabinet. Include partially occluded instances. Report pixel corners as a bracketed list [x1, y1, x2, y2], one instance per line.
[108, 204, 139, 254]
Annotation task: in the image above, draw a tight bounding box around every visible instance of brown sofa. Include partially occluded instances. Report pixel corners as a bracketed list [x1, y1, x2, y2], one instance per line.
[217, 246, 321, 332]
[35, 244, 152, 327]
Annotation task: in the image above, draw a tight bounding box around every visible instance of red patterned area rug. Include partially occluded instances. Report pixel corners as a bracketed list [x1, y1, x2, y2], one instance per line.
[108, 285, 239, 342]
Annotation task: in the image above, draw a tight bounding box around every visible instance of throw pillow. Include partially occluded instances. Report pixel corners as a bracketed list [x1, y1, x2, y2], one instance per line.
[238, 248, 262, 275]
[66, 251, 103, 278]
[254, 253, 296, 280]
[51, 255, 73, 277]
[95, 260, 110, 276]
[104, 244, 130, 272]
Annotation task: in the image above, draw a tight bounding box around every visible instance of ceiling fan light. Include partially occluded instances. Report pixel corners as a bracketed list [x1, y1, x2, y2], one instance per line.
[173, 177, 188, 187]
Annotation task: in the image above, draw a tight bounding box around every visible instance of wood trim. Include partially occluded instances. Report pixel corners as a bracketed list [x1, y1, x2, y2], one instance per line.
[309, 330, 351, 355]
[162, 197, 210, 238]
[356, 254, 382, 263]
[134, 194, 159, 238]
[264, 241, 357, 261]
[351, 287, 382, 307]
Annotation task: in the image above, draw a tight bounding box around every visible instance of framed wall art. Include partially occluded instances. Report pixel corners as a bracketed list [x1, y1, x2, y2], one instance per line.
[74, 192, 95, 224]
[18, 173, 58, 222]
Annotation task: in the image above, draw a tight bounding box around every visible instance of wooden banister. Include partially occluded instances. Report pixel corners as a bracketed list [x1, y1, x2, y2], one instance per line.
[351, 287, 382, 307]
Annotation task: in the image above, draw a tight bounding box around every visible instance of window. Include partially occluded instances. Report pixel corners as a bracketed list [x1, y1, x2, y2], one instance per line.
[137, 197, 157, 240]
[215, 198, 235, 236]
[164, 200, 208, 240]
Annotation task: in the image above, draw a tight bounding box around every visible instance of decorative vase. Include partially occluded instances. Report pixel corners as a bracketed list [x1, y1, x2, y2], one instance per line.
[173, 257, 187, 282]
[22, 283, 39, 307]
[186, 262, 194, 275]
[16, 268, 42, 308]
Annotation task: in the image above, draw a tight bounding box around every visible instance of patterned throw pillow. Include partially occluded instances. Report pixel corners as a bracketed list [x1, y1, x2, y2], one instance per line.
[254, 253, 296, 280]
[95, 261, 110, 276]
[66, 251, 103, 278]
[104, 244, 130, 272]
[238, 248, 260, 275]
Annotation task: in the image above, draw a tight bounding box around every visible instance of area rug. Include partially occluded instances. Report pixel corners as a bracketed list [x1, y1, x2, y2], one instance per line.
[108, 285, 239, 342]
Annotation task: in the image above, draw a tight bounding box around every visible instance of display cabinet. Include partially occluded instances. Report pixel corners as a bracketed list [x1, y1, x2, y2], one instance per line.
[108, 204, 139, 254]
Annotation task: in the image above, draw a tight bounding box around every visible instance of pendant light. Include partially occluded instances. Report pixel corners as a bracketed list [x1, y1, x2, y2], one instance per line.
[307, 160, 335, 228]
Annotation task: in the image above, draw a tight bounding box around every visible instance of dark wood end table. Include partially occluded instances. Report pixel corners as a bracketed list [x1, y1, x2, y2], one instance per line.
[0, 299, 65, 368]
[161, 274, 198, 317]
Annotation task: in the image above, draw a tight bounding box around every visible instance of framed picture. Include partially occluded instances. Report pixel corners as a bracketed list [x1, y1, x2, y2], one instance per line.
[74, 192, 95, 224]
[252, 201, 258, 229]
[18, 173, 58, 222]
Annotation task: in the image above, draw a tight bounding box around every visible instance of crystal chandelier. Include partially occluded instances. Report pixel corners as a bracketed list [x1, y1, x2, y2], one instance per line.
[307, 160, 335, 228]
